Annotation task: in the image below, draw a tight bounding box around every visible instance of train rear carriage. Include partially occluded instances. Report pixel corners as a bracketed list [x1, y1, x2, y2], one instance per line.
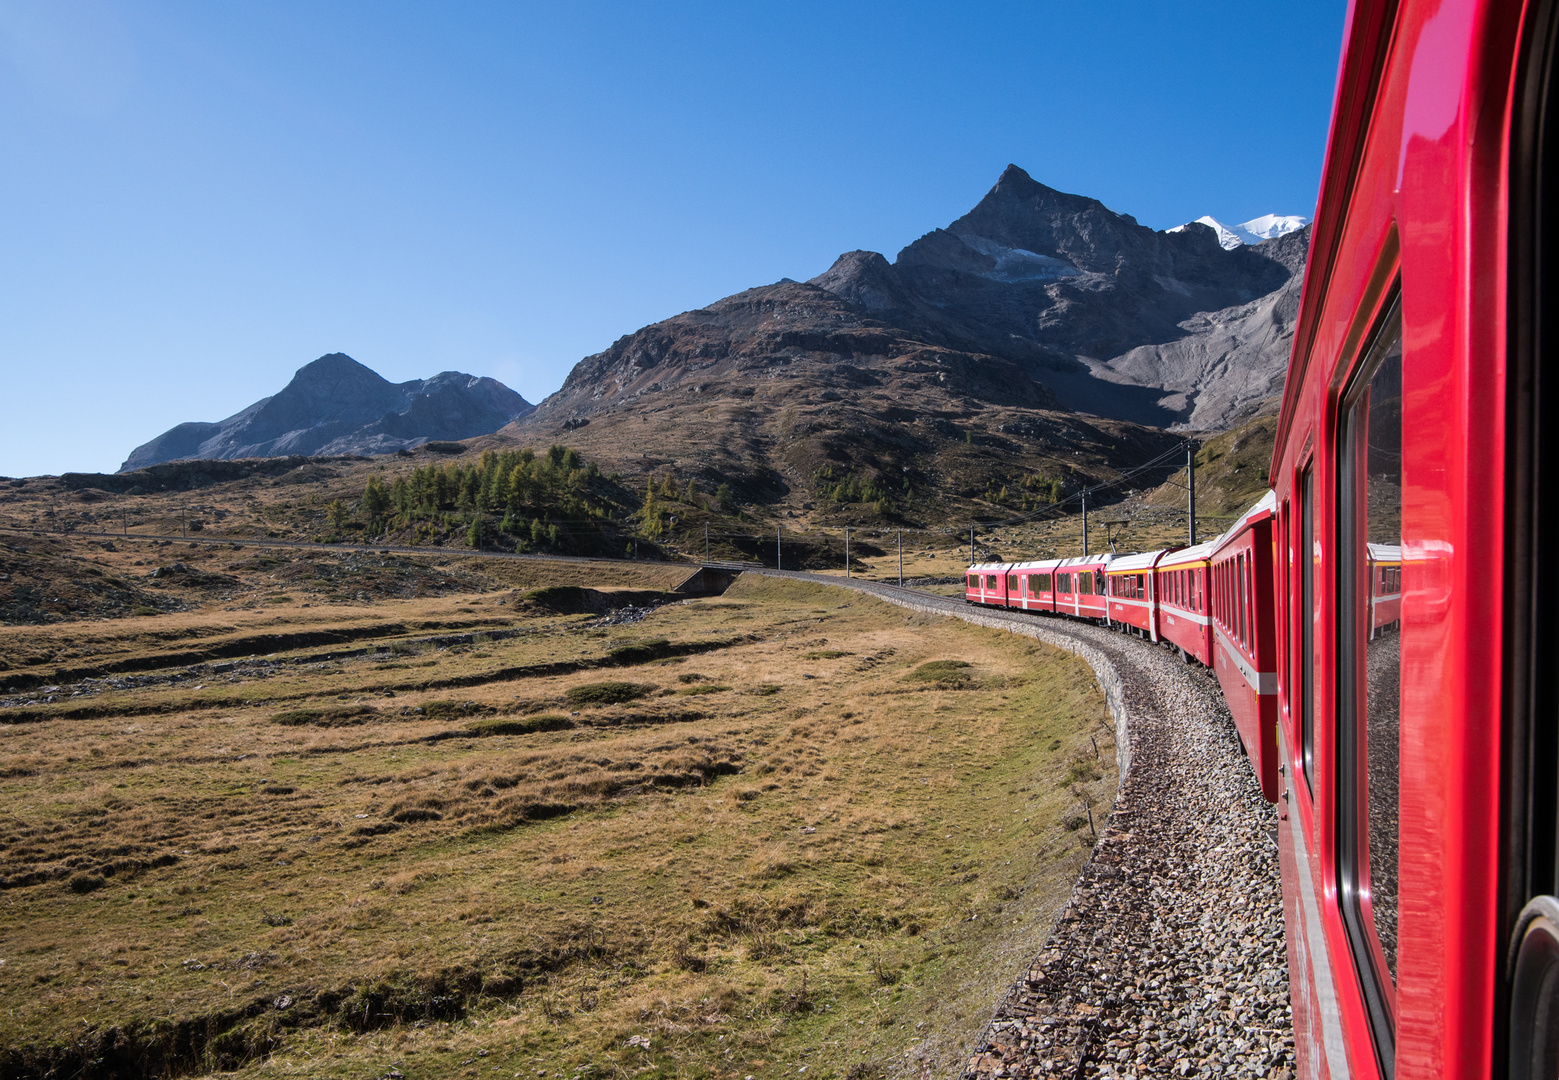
[963, 563, 1012, 608]
[1008, 559, 1061, 614]
[1105, 550, 1166, 639]
[1155, 540, 1216, 665]
[1051, 553, 1113, 620]
[1209, 491, 1280, 807]
[1365, 542, 1402, 638]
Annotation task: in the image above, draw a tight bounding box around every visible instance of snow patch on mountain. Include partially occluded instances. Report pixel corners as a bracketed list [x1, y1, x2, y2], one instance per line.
[1168, 213, 1310, 250]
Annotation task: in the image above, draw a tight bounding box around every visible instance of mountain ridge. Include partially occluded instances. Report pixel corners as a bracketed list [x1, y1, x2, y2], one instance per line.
[120, 353, 534, 473]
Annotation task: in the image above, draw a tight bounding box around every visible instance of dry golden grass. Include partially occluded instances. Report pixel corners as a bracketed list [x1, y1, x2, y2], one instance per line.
[0, 571, 1115, 1080]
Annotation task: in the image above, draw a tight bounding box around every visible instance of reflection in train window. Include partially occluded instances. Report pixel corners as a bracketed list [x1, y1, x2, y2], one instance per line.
[1339, 296, 1403, 1072]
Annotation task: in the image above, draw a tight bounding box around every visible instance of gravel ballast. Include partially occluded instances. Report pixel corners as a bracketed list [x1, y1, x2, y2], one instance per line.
[753, 572, 1296, 1079]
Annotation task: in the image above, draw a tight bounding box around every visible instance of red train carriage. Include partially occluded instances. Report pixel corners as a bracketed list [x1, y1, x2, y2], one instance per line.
[1051, 553, 1113, 620]
[964, 562, 1013, 607]
[1209, 492, 1281, 806]
[1009, 559, 1062, 614]
[1105, 550, 1167, 640]
[1155, 540, 1216, 666]
[1264, 1, 1559, 1075]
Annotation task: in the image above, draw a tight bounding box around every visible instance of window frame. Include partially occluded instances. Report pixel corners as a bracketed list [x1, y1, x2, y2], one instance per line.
[1336, 292, 1404, 1074]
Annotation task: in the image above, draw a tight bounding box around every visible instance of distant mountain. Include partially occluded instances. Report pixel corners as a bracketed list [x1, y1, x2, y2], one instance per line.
[1173, 213, 1310, 251]
[492, 165, 1309, 522]
[527, 166, 1308, 438]
[802, 166, 1308, 430]
[120, 353, 533, 472]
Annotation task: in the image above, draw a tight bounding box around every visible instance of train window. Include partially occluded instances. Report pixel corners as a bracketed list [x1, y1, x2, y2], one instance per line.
[1236, 554, 1247, 647]
[1338, 296, 1403, 1070]
[1008, 574, 1018, 591]
[968, 575, 977, 588]
[1301, 465, 1316, 796]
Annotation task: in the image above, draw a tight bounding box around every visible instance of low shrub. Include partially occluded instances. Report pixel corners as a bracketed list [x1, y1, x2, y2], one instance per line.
[67, 873, 106, 894]
[565, 681, 654, 707]
[801, 649, 851, 660]
[903, 659, 977, 687]
[270, 705, 379, 727]
[391, 808, 444, 824]
[604, 637, 671, 665]
[467, 714, 574, 736]
[676, 684, 731, 696]
[422, 700, 490, 720]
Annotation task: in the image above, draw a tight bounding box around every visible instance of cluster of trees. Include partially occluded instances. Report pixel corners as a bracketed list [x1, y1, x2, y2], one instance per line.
[636, 471, 732, 540]
[812, 465, 894, 515]
[349, 446, 623, 554]
[984, 473, 1065, 510]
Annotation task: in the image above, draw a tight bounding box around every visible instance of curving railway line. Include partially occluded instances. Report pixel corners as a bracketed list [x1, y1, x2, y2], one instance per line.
[750, 569, 1293, 1078]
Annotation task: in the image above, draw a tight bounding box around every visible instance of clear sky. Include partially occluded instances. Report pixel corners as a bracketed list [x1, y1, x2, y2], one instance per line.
[0, 1, 1348, 477]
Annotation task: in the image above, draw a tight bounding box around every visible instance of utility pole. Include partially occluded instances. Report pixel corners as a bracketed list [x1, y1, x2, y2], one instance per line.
[845, 526, 851, 579]
[970, 526, 975, 566]
[704, 522, 709, 565]
[777, 525, 782, 571]
[182, 507, 187, 539]
[123, 510, 128, 537]
[1187, 443, 1197, 546]
[1082, 491, 1089, 557]
[897, 530, 903, 586]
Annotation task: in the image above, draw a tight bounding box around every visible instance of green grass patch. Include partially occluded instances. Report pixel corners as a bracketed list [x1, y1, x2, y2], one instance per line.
[675, 684, 731, 696]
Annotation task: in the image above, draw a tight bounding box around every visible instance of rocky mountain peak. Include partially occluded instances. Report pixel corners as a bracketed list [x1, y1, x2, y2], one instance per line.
[120, 354, 533, 472]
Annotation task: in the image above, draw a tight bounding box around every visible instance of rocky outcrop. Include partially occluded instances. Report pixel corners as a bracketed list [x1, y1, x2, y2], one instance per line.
[120, 354, 533, 471]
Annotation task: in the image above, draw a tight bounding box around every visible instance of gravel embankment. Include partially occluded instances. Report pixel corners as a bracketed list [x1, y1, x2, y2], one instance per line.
[752, 572, 1295, 1080]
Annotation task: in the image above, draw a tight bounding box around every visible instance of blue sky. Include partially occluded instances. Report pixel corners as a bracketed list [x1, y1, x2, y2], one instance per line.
[0, 1, 1347, 476]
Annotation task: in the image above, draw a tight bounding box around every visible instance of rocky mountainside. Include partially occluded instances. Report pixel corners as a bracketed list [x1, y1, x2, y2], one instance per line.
[120, 354, 533, 472]
[499, 166, 1306, 523]
[807, 165, 1307, 430]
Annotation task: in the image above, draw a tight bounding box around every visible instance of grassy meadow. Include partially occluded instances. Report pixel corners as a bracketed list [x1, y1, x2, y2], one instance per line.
[0, 569, 1115, 1080]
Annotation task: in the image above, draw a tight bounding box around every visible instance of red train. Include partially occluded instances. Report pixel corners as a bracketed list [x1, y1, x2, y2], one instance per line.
[965, 2, 1559, 1074]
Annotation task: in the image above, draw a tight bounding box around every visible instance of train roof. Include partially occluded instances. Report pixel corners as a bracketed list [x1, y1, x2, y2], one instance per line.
[1009, 558, 1064, 572]
[1367, 542, 1403, 563]
[966, 562, 1014, 573]
[1107, 550, 1169, 572]
[1053, 553, 1115, 568]
[1212, 489, 1278, 552]
[1158, 539, 1220, 566]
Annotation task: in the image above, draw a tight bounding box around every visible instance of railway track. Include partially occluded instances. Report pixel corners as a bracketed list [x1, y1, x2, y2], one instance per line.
[750, 570, 1295, 1079]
